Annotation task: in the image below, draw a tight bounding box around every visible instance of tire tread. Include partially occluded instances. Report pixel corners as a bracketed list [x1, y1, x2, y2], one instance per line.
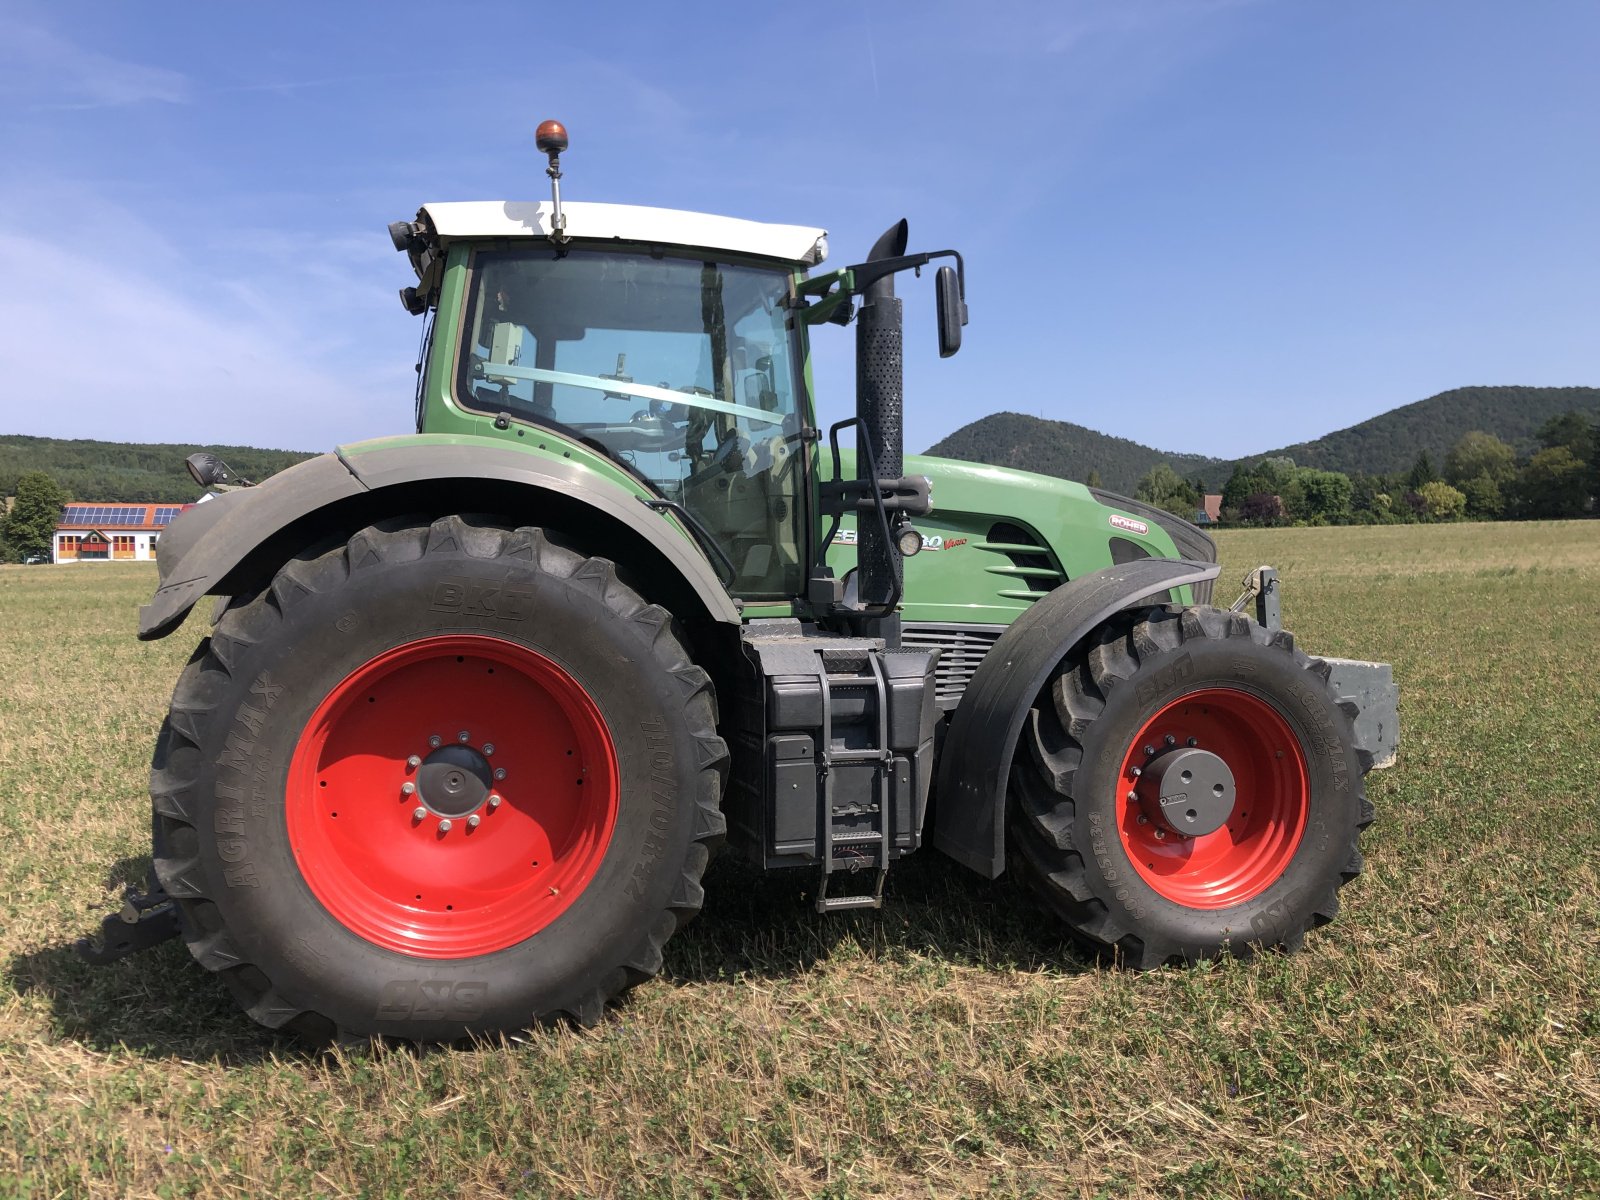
[151, 518, 728, 1040]
[1007, 605, 1373, 968]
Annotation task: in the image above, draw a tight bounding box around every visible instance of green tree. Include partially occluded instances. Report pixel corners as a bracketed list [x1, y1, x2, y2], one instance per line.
[1295, 469, 1353, 523]
[1416, 480, 1466, 521]
[1589, 418, 1600, 509]
[1085, 469, 1103, 490]
[1515, 447, 1588, 519]
[1456, 475, 1505, 519]
[1349, 473, 1384, 515]
[1406, 451, 1438, 492]
[1134, 463, 1199, 516]
[1257, 460, 1305, 520]
[1239, 492, 1286, 525]
[1537, 410, 1595, 460]
[0, 471, 67, 562]
[1221, 464, 1267, 513]
[1443, 431, 1516, 488]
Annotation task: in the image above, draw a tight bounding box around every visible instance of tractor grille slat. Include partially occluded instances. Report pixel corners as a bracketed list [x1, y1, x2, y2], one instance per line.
[900, 624, 1006, 710]
[976, 523, 1066, 603]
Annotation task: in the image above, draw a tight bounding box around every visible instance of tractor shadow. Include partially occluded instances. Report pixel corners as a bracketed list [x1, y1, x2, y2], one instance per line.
[6, 854, 308, 1066]
[8, 853, 1093, 1063]
[663, 851, 1096, 986]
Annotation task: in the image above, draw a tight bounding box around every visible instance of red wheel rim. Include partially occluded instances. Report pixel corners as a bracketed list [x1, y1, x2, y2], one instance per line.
[1117, 687, 1308, 909]
[286, 635, 618, 958]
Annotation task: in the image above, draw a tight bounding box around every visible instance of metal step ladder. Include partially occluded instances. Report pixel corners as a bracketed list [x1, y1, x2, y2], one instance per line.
[813, 648, 893, 912]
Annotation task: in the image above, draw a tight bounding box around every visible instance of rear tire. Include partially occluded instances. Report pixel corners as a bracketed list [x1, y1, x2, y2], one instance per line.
[1008, 606, 1374, 968]
[150, 516, 727, 1040]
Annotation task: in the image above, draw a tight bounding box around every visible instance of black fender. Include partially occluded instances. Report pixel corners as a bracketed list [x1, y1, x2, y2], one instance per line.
[139, 440, 741, 640]
[930, 558, 1223, 878]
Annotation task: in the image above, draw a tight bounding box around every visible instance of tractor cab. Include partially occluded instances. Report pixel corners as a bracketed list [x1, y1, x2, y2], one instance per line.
[401, 199, 826, 600]
[390, 122, 965, 614]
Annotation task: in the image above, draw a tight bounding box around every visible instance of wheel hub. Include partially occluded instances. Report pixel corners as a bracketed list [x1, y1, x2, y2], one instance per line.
[1138, 746, 1236, 836]
[286, 634, 619, 958]
[1117, 687, 1310, 909]
[415, 744, 492, 818]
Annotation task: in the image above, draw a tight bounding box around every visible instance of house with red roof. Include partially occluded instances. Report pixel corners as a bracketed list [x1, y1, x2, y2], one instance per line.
[53, 502, 193, 563]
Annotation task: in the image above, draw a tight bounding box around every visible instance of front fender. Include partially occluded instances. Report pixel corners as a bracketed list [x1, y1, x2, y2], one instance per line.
[930, 557, 1223, 879]
[141, 453, 362, 638]
[139, 438, 740, 639]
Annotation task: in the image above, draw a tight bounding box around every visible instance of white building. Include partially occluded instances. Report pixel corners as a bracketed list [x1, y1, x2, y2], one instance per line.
[53, 502, 192, 563]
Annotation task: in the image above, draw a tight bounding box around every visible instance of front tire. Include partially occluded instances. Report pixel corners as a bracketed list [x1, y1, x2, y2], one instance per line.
[1008, 606, 1374, 968]
[150, 516, 728, 1040]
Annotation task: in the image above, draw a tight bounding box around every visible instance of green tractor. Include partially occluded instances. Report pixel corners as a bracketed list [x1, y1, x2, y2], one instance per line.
[85, 122, 1397, 1040]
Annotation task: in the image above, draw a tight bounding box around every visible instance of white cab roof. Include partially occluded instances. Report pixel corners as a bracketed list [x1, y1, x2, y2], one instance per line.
[421, 201, 828, 266]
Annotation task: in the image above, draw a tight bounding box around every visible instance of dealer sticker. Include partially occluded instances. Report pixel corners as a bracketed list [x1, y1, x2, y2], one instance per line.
[1108, 513, 1149, 536]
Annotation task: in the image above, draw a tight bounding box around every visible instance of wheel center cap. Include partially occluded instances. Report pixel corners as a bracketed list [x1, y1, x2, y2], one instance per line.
[416, 744, 492, 818]
[1139, 747, 1237, 837]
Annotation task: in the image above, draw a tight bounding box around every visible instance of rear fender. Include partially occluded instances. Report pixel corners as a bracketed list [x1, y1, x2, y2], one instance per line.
[139, 442, 740, 640]
[930, 557, 1222, 878]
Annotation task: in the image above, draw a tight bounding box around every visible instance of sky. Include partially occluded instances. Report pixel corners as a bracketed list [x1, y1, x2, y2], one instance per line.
[0, 0, 1596, 458]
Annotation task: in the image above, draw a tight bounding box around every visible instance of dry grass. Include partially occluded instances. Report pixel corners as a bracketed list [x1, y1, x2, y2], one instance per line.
[2, 520, 1598, 1198]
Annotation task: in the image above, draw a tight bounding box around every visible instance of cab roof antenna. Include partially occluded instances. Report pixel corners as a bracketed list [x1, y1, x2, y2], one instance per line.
[536, 119, 571, 245]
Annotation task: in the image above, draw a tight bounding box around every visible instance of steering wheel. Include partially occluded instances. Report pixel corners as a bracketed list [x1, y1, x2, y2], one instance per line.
[682, 427, 745, 488]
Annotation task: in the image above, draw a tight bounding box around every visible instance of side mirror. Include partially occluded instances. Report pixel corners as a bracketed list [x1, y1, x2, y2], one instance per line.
[935, 265, 967, 358]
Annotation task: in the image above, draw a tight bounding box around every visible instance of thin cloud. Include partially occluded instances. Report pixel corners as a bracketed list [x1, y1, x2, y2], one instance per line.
[2, 23, 189, 111]
[0, 187, 411, 450]
[212, 71, 417, 98]
[1042, 0, 1262, 54]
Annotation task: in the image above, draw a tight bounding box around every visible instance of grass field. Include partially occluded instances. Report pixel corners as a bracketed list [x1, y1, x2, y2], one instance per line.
[2, 522, 1597, 1198]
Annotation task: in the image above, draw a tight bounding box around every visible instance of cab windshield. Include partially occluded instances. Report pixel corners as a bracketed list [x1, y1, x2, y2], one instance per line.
[457, 247, 806, 600]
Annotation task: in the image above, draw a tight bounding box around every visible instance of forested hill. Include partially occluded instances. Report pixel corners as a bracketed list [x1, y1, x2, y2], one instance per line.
[0, 435, 315, 502]
[926, 386, 1600, 492]
[922, 413, 1221, 493]
[1249, 386, 1600, 477]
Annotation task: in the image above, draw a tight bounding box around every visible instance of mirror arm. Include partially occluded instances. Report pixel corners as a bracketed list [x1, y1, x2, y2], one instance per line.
[843, 249, 965, 301]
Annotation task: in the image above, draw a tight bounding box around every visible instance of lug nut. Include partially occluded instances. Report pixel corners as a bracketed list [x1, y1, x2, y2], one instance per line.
[438, 819, 453, 832]
[488, 794, 502, 809]
[1187, 737, 1198, 747]
[407, 755, 422, 769]
[412, 806, 426, 821]
[483, 743, 495, 756]
[429, 735, 442, 749]
[1165, 734, 1177, 747]
[1137, 814, 1148, 825]
[1144, 745, 1156, 757]
[401, 781, 416, 796]
[494, 767, 507, 781]
[467, 814, 481, 828]
[1126, 790, 1139, 802]
[457, 730, 471, 743]
[1130, 766, 1142, 778]
[1155, 828, 1166, 840]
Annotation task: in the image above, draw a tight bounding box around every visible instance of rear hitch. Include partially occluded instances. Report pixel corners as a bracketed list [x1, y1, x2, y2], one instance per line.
[75, 876, 181, 965]
[1229, 565, 1282, 632]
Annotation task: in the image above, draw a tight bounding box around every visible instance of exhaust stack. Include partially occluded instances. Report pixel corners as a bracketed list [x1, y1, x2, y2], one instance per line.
[855, 219, 910, 640]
